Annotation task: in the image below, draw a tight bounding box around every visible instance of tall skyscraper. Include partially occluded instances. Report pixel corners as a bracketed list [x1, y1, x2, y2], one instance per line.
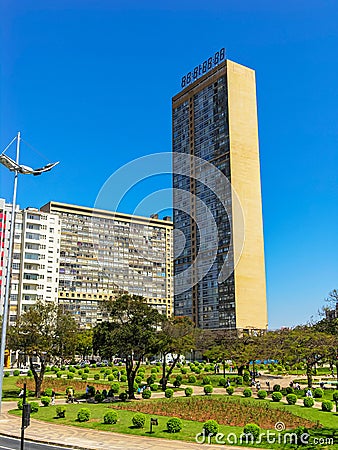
[172, 53, 268, 331]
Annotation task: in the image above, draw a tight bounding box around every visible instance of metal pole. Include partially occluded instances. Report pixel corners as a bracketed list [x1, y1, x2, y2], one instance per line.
[20, 382, 26, 450]
[0, 131, 20, 413]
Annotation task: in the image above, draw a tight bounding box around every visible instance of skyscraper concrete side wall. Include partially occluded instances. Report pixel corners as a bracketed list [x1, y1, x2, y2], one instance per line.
[227, 60, 268, 330]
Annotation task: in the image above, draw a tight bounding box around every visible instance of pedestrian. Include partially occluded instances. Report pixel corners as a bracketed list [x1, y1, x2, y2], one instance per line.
[306, 389, 312, 397]
[85, 384, 90, 398]
[51, 390, 56, 405]
[18, 388, 24, 398]
[117, 371, 121, 381]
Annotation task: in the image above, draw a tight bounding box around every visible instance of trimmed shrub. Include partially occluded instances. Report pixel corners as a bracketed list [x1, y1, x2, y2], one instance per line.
[120, 375, 127, 382]
[13, 370, 20, 376]
[94, 373, 100, 380]
[204, 384, 213, 395]
[56, 372, 62, 378]
[303, 397, 314, 407]
[188, 375, 196, 384]
[104, 411, 118, 424]
[332, 391, 338, 404]
[202, 376, 211, 385]
[17, 399, 23, 410]
[272, 391, 283, 402]
[107, 375, 114, 382]
[167, 417, 183, 433]
[243, 388, 252, 398]
[81, 372, 87, 380]
[44, 388, 53, 397]
[165, 388, 174, 398]
[84, 367, 89, 374]
[150, 368, 157, 374]
[111, 382, 120, 394]
[150, 383, 158, 391]
[142, 389, 152, 399]
[173, 379, 181, 388]
[286, 386, 294, 395]
[286, 394, 297, 405]
[30, 402, 39, 413]
[203, 419, 219, 436]
[257, 389, 267, 399]
[68, 366, 75, 373]
[119, 392, 128, 401]
[218, 378, 227, 387]
[226, 386, 234, 396]
[27, 369, 33, 377]
[4, 372, 10, 378]
[95, 393, 104, 403]
[185, 387, 193, 397]
[243, 371, 250, 383]
[176, 374, 183, 382]
[41, 396, 51, 407]
[181, 368, 187, 374]
[135, 376, 142, 385]
[273, 384, 281, 392]
[77, 408, 91, 422]
[132, 413, 146, 428]
[243, 423, 261, 440]
[77, 369, 83, 376]
[56, 406, 66, 418]
[313, 388, 324, 398]
[236, 376, 243, 385]
[322, 400, 333, 412]
[67, 373, 74, 379]
[147, 375, 157, 385]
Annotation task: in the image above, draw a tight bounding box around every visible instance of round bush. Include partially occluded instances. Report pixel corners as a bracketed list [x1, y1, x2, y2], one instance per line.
[185, 387, 193, 397]
[132, 413, 146, 428]
[204, 384, 213, 395]
[94, 373, 100, 380]
[84, 367, 89, 373]
[67, 373, 74, 379]
[313, 388, 324, 398]
[202, 376, 211, 385]
[111, 382, 120, 394]
[68, 366, 75, 373]
[286, 394, 297, 405]
[120, 375, 127, 382]
[44, 388, 53, 397]
[257, 389, 267, 399]
[218, 378, 227, 387]
[147, 375, 156, 384]
[95, 393, 104, 403]
[173, 379, 181, 388]
[236, 376, 243, 385]
[40, 396, 51, 407]
[30, 402, 39, 413]
[286, 386, 294, 394]
[322, 400, 333, 412]
[77, 369, 83, 375]
[226, 386, 234, 395]
[165, 388, 174, 398]
[81, 374, 88, 381]
[332, 391, 338, 403]
[243, 388, 252, 398]
[105, 369, 112, 376]
[167, 417, 183, 433]
[56, 371, 62, 378]
[303, 397, 314, 407]
[104, 411, 118, 424]
[150, 368, 157, 374]
[27, 370, 33, 377]
[188, 375, 196, 383]
[135, 376, 142, 384]
[203, 419, 219, 436]
[13, 370, 20, 376]
[150, 383, 158, 391]
[142, 389, 152, 399]
[272, 391, 283, 402]
[56, 406, 66, 418]
[243, 423, 261, 440]
[77, 408, 91, 422]
[119, 392, 128, 401]
[181, 368, 187, 374]
[273, 384, 281, 392]
[243, 372, 250, 383]
[107, 375, 114, 381]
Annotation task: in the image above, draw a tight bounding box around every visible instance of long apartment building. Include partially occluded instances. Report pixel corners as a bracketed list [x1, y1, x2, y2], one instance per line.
[0, 198, 61, 324]
[40, 201, 173, 327]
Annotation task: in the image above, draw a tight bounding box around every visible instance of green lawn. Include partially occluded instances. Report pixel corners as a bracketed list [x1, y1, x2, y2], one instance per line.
[10, 394, 338, 448]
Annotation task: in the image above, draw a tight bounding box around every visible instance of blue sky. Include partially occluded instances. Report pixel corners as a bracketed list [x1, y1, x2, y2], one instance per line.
[1, 0, 337, 328]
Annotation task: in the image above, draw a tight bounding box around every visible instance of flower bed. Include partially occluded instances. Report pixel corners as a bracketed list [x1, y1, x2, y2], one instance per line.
[113, 396, 315, 429]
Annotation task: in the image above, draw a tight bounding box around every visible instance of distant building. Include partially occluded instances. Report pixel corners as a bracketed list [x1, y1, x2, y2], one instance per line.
[172, 56, 268, 331]
[0, 198, 61, 323]
[40, 201, 173, 327]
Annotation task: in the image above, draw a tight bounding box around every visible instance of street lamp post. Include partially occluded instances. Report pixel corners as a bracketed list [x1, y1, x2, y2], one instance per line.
[0, 132, 59, 413]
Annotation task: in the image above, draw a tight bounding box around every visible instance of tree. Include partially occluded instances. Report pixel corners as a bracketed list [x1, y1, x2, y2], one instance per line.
[93, 294, 162, 399]
[8, 301, 78, 397]
[157, 316, 196, 390]
[76, 329, 93, 360]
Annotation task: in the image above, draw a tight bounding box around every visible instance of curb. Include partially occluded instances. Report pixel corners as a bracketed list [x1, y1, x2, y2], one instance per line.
[0, 432, 92, 450]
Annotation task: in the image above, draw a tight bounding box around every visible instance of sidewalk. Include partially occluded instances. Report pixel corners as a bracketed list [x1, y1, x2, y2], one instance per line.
[0, 401, 248, 450]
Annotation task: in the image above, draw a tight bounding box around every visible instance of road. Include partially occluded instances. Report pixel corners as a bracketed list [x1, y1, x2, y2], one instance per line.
[0, 436, 74, 450]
